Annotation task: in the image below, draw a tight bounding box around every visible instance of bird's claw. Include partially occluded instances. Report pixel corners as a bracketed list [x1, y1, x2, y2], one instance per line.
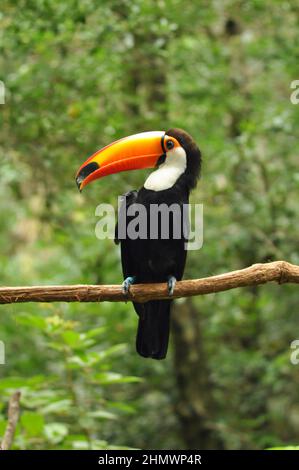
[167, 276, 177, 296]
[122, 276, 136, 295]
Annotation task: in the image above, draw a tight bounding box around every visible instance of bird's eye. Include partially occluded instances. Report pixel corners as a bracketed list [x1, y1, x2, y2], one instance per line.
[166, 140, 174, 150]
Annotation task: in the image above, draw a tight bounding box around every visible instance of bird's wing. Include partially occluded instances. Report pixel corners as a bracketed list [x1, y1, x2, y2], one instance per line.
[115, 190, 138, 279]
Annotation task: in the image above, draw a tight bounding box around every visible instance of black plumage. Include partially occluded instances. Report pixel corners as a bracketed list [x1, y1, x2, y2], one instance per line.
[115, 129, 201, 359]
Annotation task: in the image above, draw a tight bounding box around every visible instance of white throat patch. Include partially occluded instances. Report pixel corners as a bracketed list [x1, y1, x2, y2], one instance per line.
[144, 147, 187, 191]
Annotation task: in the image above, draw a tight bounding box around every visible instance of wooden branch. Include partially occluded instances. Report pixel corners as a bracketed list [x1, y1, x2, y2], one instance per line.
[0, 261, 298, 305]
[0, 391, 21, 450]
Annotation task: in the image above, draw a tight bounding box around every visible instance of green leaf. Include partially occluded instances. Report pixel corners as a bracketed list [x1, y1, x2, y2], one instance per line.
[85, 327, 106, 339]
[40, 399, 72, 415]
[109, 402, 136, 415]
[16, 313, 47, 330]
[268, 446, 299, 450]
[64, 434, 90, 450]
[0, 417, 7, 436]
[0, 375, 46, 391]
[61, 331, 81, 347]
[21, 412, 44, 437]
[87, 410, 117, 420]
[44, 423, 68, 444]
[0, 378, 25, 390]
[94, 372, 142, 385]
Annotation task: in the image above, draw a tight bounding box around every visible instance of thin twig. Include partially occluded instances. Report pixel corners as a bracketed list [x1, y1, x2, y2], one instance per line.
[0, 261, 298, 305]
[0, 391, 21, 450]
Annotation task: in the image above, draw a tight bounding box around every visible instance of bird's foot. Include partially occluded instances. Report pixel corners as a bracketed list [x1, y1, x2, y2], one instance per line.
[122, 276, 137, 295]
[167, 275, 177, 296]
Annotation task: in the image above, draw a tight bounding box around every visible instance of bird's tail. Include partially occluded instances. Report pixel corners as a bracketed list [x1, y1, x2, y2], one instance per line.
[134, 300, 171, 360]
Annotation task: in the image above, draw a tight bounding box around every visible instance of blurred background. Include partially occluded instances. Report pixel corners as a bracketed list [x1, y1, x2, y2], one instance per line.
[0, 0, 299, 450]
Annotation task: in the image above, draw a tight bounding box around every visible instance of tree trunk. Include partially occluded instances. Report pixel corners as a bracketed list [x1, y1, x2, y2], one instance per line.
[172, 299, 224, 449]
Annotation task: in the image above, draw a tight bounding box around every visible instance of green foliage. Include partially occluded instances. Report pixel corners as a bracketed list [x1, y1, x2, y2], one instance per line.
[269, 446, 299, 450]
[0, 0, 299, 450]
[0, 310, 141, 449]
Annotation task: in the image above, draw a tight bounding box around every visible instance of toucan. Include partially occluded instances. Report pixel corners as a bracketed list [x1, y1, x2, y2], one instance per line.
[76, 128, 201, 359]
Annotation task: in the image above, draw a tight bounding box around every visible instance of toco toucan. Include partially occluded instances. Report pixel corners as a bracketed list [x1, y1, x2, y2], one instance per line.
[76, 128, 201, 359]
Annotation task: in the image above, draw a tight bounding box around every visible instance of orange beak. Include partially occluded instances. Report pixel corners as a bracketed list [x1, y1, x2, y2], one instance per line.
[76, 131, 166, 191]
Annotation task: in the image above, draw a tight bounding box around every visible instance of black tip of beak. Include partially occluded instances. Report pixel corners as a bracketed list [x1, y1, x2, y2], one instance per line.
[75, 161, 100, 192]
[76, 176, 83, 192]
